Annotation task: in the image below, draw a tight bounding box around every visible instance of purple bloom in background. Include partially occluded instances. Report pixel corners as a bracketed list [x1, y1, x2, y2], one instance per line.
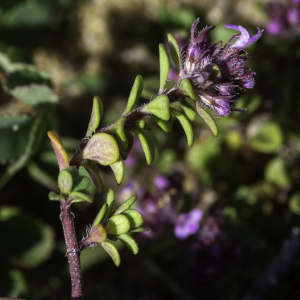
[266, 0, 300, 36]
[175, 209, 203, 240]
[180, 19, 263, 117]
[154, 175, 170, 190]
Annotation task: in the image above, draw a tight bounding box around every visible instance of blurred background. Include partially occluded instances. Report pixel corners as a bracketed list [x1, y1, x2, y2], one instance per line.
[1, 0, 300, 299]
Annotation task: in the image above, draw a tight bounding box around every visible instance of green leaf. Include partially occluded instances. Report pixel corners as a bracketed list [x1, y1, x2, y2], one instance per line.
[101, 241, 121, 267]
[142, 95, 170, 121]
[85, 96, 103, 137]
[152, 115, 173, 133]
[0, 268, 27, 298]
[92, 203, 108, 227]
[289, 193, 300, 215]
[105, 189, 115, 219]
[119, 131, 134, 160]
[47, 131, 69, 171]
[118, 234, 139, 254]
[130, 226, 148, 233]
[68, 191, 93, 203]
[0, 115, 33, 129]
[9, 84, 58, 108]
[105, 214, 130, 235]
[195, 102, 218, 137]
[171, 109, 194, 147]
[121, 209, 144, 229]
[265, 157, 290, 188]
[114, 116, 128, 149]
[180, 78, 199, 100]
[83, 162, 103, 193]
[125, 75, 144, 114]
[48, 191, 65, 202]
[180, 98, 196, 121]
[167, 33, 182, 72]
[110, 158, 124, 185]
[132, 128, 155, 165]
[72, 176, 91, 192]
[89, 224, 107, 244]
[83, 133, 120, 166]
[0, 206, 55, 267]
[114, 195, 137, 215]
[158, 44, 170, 94]
[135, 119, 146, 129]
[58, 169, 73, 195]
[249, 122, 283, 154]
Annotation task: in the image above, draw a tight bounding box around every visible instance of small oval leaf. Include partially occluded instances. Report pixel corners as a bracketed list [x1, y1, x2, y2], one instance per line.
[121, 209, 144, 229]
[47, 131, 69, 171]
[119, 131, 134, 160]
[195, 102, 218, 137]
[83, 162, 103, 193]
[114, 195, 137, 215]
[83, 133, 120, 166]
[171, 109, 194, 147]
[117, 233, 139, 254]
[72, 176, 91, 192]
[68, 191, 93, 203]
[152, 115, 173, 133]
[158, 44, 170, 94]
[105, 189, 115, 220]
[133, 128, 155, 165]
[167, 33, 182, 72]
[143, 94, 170, 121]
[48, 191, 65, 202]
[125, 75, 144, 114]
[114, 116, 128, 149]
[110, 158, 124, 185]
[85, 96, 103, 137]
[92, 203, 108, 227]
[130, 226, 148, 233]
[101, 241, 121, 267]
[105, 214, 130, 235]
[58, 169, 73, 195]
[180, 98, 196, 121]
[180, 78, 199, 101]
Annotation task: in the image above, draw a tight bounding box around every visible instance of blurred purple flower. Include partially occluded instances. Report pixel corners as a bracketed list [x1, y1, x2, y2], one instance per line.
[180, 19, 263, 117]
[266, 0, 300, 36]
[154, 175, 170, 190]
[175, 209, 203, 240]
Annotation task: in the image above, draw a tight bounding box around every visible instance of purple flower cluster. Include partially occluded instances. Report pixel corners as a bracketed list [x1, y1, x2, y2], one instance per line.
[266, 0, 300, 36]
[180, 19, 263, 117]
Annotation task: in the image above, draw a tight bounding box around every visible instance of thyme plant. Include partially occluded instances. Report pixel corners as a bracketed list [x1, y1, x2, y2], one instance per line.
[47, 19, 262, 299]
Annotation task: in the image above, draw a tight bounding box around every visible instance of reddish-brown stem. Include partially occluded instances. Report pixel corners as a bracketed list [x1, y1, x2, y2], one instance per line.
[60, 202, 83, 300]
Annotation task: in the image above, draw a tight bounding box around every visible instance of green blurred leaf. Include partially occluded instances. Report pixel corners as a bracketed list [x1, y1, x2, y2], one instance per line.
[152, 115, 173, 133]
[83, 162, 103, 194]
[0, 115, 33, 129]
[48, 191, 65, 202]
[68, 191, 93, 204]
[58, 169, 73, 194]
[2, 2, 52, 28]
[249, 122, 283, 153]
[9, 84, 58, 108]
[119, 131, 134, 160]
[130, 226, 148, 233]
[0, 268, 27, 298]
[265, 157, 290, 188]
[72, 176, 91, 192]
[0, 206, 55, 267]
[289, 193, 300, 215]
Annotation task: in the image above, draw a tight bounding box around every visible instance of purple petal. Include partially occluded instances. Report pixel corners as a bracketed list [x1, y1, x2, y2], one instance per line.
[287, 8, 299, 25]
[225, 25, 263, 49]
[154, 175, 170, 190]
[266, 20, 282, 35]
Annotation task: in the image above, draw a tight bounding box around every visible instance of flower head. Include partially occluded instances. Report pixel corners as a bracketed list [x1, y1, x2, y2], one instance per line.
[180, 19, 263, 117]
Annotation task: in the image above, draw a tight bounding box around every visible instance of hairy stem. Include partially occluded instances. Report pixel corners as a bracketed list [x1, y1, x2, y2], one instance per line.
[69, 87, 183, 167]
[60, 202, 83, 300]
